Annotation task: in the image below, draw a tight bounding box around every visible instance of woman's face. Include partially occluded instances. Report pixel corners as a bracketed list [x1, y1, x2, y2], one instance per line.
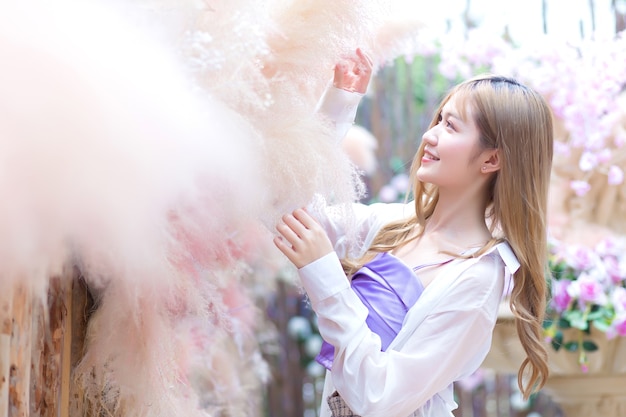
[416, 95, 485, 189]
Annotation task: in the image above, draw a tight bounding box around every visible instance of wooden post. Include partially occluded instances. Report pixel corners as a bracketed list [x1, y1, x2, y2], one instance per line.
[45, 276, 72, 417]
[30, 295, 46, 417]
[67, 273, 90, 417]
[59, 278, 72, 417]
[9, 284, 32, 417]
[0, 267, 89, 417]
[1, 289, 13, 417]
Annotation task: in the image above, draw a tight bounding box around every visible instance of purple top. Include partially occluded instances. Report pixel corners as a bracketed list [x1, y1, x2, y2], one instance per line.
[316, 252, 449, 370]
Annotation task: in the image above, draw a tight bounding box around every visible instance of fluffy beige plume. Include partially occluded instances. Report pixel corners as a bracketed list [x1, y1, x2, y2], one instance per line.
[0, 0, 429, 415]
[0, 2, 268, 415]
[184, 0, 395, 227]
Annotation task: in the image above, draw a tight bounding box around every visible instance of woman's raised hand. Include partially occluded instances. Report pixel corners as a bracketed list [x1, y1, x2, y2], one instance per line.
[274, 208, 334, 269]
[333, 48, 373, 94]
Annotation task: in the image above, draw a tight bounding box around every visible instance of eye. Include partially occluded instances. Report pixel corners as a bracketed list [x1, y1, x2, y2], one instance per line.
[437, 113, 456, 131]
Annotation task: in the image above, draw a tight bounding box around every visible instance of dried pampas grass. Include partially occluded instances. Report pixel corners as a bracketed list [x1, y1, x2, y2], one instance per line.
[0, 0, 428, 415]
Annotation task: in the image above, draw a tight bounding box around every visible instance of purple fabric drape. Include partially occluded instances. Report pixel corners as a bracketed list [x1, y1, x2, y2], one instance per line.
[316, 252, 425, 370]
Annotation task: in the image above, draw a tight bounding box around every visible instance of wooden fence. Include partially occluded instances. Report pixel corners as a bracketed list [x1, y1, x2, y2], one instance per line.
[0, 269, 91, 417]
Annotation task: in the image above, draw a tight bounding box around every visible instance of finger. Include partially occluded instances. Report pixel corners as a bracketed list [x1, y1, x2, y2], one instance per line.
[273, 235, 295, 258]
[273, 235, 289, 251]
[284, 211, 312, 234]
[356, 48, 373, 66]
[356, 48, 374, 71]
[276, 221, 302, 246]
[292, 208, 320, 230]
[340, 50, 358, 61]
[333, 63, 346, 87]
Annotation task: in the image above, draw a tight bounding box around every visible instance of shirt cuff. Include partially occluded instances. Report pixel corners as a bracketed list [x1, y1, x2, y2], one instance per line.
[298, 252, 349, 306]
[315, 84, 364, 124]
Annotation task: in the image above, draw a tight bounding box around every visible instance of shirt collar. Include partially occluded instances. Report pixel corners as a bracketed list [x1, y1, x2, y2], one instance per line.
[494, 241, 520, 274]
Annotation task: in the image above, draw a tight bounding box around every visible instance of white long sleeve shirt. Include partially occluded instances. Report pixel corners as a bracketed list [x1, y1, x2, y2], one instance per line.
[301, 87, 521, 417]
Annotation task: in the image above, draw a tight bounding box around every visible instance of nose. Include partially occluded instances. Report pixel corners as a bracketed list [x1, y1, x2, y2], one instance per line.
[422, 125, 438, 146]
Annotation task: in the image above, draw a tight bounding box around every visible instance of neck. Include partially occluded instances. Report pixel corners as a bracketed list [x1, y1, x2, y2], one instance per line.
[424, 184, 492, 247]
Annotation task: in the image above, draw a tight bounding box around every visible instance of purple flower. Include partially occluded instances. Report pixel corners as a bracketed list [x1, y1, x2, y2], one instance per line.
[580, 362, 589, 373]
[569, 273, 608, 306]
[568, 246, 595, 270]
[595, 237, 618, 256]
[609, 315, 626, 338]
[611, 287, 626, 312]
[551, 279, 572, 312]
[605, 256, 624, 285]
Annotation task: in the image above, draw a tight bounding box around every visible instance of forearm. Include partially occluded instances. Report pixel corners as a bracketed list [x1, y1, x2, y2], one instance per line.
[315, 83, 364, 142]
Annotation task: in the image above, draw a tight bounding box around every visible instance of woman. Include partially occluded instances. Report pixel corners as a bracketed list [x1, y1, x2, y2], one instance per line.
[274, 49, 552, 417]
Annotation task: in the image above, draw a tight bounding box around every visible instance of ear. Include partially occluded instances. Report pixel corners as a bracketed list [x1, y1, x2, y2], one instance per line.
[480, 149, 500, 174]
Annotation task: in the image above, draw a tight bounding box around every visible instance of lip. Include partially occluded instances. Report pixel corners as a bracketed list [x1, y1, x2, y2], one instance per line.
[422, 149, 440, 162]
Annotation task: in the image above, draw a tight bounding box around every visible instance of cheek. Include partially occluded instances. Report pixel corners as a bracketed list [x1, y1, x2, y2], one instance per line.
[448, 142, 480, 166]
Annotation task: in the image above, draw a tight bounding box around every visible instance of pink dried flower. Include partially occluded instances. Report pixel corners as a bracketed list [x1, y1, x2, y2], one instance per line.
[578, 151, 598, 172]
[390, 173, 409, 193]
[570, 180, 591, 197]
[378, 185, 399, 203]
[608, 165, 624, 185]
[596, 149, 612, 164]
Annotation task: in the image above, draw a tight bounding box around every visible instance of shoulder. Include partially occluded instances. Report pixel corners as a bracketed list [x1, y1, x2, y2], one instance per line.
[350, 201, 414, 254]
[444, 242, 518, 309]
[453, 254, 504, 289]
[309, 197, 415, 258]
[350, 201, 414, 224]
[459, 241, 519, 283]
[311, 195, 414, 225]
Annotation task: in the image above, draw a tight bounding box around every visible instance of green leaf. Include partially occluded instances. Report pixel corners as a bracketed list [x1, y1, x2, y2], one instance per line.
[565, 311, 589, 330]
[592, 320, 611, 333]
[582, 340, 599, 352]
[542, 319, 554, 329]
[587, 310, 604, 320]
[551, 331, 563, 351]
[564, 341, 579, 352]
[557, 318, 571, 329]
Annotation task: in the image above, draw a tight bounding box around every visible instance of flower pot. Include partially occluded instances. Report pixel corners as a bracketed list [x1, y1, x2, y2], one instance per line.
[482, 303, 626, 417]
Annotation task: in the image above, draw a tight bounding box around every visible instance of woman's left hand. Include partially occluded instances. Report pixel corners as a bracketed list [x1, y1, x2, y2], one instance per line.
[333, 47, 373, 94]
[274, 208, 334, 268]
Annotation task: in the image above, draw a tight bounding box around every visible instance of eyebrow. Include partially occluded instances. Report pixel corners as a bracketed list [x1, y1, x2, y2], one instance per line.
[441, 107, 464, 124]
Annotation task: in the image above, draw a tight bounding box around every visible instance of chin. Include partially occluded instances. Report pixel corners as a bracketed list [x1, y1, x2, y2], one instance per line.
[415, 170, 429, 184]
